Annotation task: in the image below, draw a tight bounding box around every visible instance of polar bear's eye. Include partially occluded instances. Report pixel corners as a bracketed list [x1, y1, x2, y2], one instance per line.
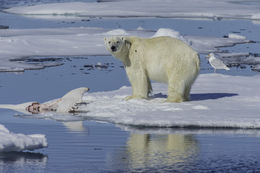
[108, 41, 111, 44]
[116, 41, 120, 44]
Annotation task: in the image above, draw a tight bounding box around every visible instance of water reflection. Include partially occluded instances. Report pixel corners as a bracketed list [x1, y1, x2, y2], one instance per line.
[0, 152, 47, 171]
[15, 113, 88, 132]
[116, 134, 198, 171]
[62, 121, 86, 132]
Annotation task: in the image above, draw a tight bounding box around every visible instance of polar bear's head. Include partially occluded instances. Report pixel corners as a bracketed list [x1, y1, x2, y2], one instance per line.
[104, 36, 124, 53]
[104, 36, 131, 65]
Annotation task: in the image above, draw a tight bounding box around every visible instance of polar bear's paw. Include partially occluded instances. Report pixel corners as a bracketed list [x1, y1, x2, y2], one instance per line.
[166, 96, 185, 103]
[124, 95, 147, 101]
[124, 96, 134, 101]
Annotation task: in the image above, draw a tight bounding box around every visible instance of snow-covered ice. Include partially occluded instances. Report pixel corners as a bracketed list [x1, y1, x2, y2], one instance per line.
[228, 33, 246, 40]
[3, 0, 260, 20]
[3, 73, 260, 130]
[0, 27, 250, 72]
[0, 124, 47, 152]
[73, 73, 260, 129]
[152, 28, 184, 40]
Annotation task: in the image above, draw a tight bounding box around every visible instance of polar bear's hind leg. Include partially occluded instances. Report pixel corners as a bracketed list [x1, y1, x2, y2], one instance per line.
[167, 78, 186, 103]
[183, 85, 191, 101]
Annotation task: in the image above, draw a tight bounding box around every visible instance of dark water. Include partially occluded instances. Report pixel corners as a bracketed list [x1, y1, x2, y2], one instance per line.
[1, 1, 260, 172]
[0, 56, 128, 104]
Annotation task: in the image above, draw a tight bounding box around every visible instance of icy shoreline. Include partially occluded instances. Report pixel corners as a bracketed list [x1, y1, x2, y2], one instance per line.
[3, 1, 260, 20]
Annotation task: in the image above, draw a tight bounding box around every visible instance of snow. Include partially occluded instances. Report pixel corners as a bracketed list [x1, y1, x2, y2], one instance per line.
[0, 124, 47, 152]
[3, 73, 260, 130]
[184, 35, 249, 54]
[228, 33, 246, 40]
[3, 0, 260, 20]
[0, 27, 249, 72]
[71, 73, 260, 129]
[153, 28, 182, 39]
[106, 29, 129, 36]
[252, 14, 260, 20]
[152, 28, 250, 54]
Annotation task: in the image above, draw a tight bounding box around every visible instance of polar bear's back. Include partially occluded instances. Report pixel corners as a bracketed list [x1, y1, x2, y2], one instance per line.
[142, 36, 196, 58]
[132, 36, 199, 83]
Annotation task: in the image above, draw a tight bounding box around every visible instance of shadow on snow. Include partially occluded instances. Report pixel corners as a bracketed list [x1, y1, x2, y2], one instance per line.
[151, 92, 238, 101]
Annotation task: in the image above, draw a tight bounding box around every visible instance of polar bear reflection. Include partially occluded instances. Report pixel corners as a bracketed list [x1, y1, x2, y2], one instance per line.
[111, 134, 198, 171]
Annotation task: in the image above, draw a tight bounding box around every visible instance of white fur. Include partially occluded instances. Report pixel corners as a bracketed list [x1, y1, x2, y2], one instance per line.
[104, 36, 200, 102]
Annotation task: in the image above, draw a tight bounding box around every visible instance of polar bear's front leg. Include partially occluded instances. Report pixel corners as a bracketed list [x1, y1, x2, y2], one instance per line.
[125, 67, 150, 100]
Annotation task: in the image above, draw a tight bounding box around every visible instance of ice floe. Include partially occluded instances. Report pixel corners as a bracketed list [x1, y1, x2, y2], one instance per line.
[0, 124, 47, 152]
[2, 73, 260, 130]
[0, 27, 250, 72]
[228, 33, 247, 40]
[73, 73, 260, 129]
[3, 0, 260, 20]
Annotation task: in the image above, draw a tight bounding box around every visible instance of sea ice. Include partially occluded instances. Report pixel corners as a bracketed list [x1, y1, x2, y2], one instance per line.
[228, 33, 246, 40]
[0, 27, 250, 72]
[4, 0, 260, 20]
[75, 73, 260, 129]
[0, 124, 47, 152]
[215, 53, 260, 70]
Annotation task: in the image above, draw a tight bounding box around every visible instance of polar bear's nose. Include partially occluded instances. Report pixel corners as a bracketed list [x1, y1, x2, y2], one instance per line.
[111, 46, 116, 52]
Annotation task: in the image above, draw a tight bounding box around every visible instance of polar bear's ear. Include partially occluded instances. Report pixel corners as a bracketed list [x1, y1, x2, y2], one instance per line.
[122, 37, 132, 49]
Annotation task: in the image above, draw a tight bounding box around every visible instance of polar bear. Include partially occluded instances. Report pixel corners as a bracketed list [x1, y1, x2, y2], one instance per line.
[104, 36, 200, 102]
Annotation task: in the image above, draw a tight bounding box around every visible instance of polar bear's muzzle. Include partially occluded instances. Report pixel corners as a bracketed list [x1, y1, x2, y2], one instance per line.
[111, 45, 117, 52]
